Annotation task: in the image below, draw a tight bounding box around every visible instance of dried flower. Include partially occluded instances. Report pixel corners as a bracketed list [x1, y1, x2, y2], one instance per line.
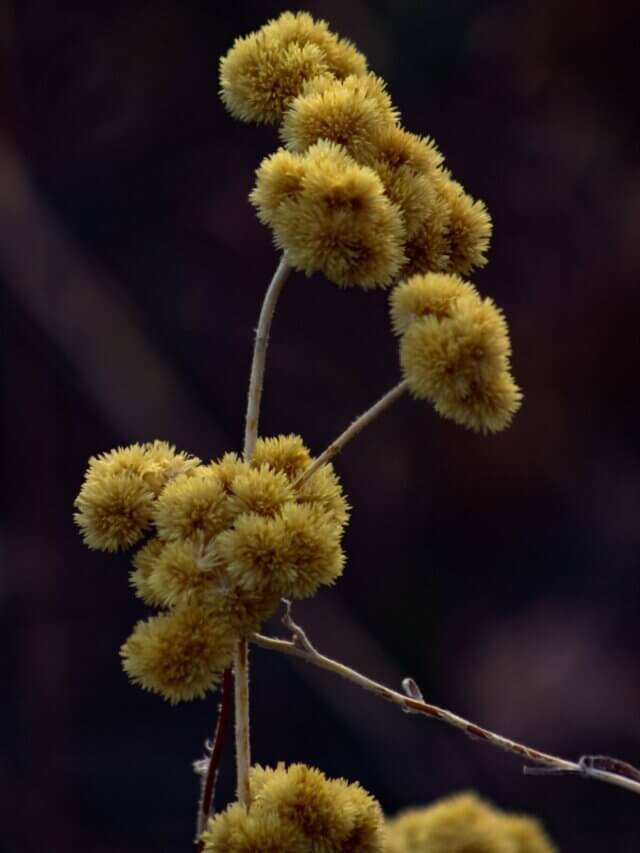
[262, 12, 367, 80]
[202, 764, 384, 853]
[146, 539, 224, 608]
[266, 141, 406, 288]
[385, 792, 557, 853]
[220, 11, 367, 124]
[281, 73, 398, 162]
[438, 174, 493, 276]
[251, 434, 313, 480]
[152, 466, 235, 542]
[74, 470, 155, 552]
[228, 465, 295, 517]
[250, 149, 307, 226]
[120, 605, 236, 703]
[129, 537, 166, 606]
[400, 195, 451, 278]
[296, 462, 351, 529]
[389, 273, 479, 336]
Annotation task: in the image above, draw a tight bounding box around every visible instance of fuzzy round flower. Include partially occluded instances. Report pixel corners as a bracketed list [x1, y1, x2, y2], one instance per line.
[220, 33, 328, 124]
[438, 174, 492, 275]
[433, 368, 522, 434]
[217, 503, 344, 598]
[120, 605, 236, 703]
[74, 470, 156, 552]
[84, 441, 199, 494]
[262, 12, 367, 80]
[499, 815, 558, 853]
[250, 149, 307, 226]
[371, 127, 443, 174]
[400, 194, 451, 278]
[202, 764, 384, 853]
[373, 162, 436, 240]
[400, 292, 511, 401]
[129, 537, 166, 606]
[269, 141, 406, 288]
[251, 434, 313, 480]
[228, 465, 294, 517]
[385, 793, 511, 853]
[296, 462, 351, 529]
[146, 539, 225, 608]
[389, 273, 480, 336]
[385, 793, 557, 853]
[152, 466, 236, 542]
[209, 452, 248, 492]
[281, 73, 398, 162]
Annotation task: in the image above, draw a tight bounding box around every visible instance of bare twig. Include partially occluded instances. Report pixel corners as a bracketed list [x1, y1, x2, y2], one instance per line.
[252, 608, 640, 797]
[294, 380, 409, 489]
[195, 668, 233, 849]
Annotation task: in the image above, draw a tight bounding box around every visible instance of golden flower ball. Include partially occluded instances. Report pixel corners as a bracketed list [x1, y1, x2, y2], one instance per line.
[389, 272, 480, 336]
[152, 466, 236, 542]
[437, 174, 493, 276]
[120, 605, 236, 703]
[129, 537, 166, 606]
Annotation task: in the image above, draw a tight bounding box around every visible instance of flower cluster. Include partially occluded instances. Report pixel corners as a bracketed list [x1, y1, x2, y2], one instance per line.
[390, 273, 522, 433]
[201, 763, 384, 853]
[385, 792, 557, 853]
[74, 436, 349, 702]
[220, 11, 491, 288]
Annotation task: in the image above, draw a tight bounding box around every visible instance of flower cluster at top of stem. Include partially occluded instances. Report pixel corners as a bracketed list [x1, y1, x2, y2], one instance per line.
[73, 436, 348, 703]
[220, 11, 491, 288]
[390, 273, 522, 433]
[385, 791, 557, 853]
[200, 766, 557, 853]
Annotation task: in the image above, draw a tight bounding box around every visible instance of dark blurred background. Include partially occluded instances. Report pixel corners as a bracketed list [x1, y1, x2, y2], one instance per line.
[2, 0, 639, 850]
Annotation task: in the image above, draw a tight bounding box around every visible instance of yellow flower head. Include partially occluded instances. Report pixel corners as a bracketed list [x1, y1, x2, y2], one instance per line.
[250, 149, 307, 226]
[152, 466, 236, 542]
[217, 503, 344, 599]
[251, 434, 313, 480]
[129, 538, 166, 606]
[400, 194, 451, 278]
[499, 815, 558, 853]
[266, 141, 406, 288]
[120, 605, 236, 703]
[219, 12, 367, 124]
[375, 127, 442, 172]
[146, 538, 224, 608]
[228, 464, 295, 517]
[399, 289, 521, 433]
[209, 452, 248, 492]
[202, 764, 384, 853]
[389, 273, 479, 336]
[74, 442, 200, 551]
[386, 793, 510, 853]
[262, 11, 367, 80]
[385, 792, 557, 853]
[74, 470, 155, 552]
[296, 462, 351, 529]
[281, 73, 398, 162]
[438, 175, 492, 276]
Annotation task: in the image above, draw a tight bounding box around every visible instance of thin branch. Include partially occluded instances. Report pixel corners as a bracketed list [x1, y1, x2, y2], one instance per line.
[294, 380, 409, 489]
[243, 253, 291, 461]
[195, 667, 233, 850]
[252, 608, 640, 797]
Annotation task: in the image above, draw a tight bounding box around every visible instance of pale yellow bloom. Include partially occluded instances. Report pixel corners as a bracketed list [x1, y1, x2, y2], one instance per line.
[250, 149, 307, 226]
[152, 466, 236, 542]
[281, 73, 398, 162]
[202, 764, 384, 853]
[74, 470, 155, 552]
[228, 464, 295, 517]
[389, 272, 480, 336]
[120, 605, 236, 703]
[266, 141, 406, 288]
[438, 174, 493, 275]
[251, 434, 313, 480]
[146, 538, 224, 608]
[129, 538, 166, 606]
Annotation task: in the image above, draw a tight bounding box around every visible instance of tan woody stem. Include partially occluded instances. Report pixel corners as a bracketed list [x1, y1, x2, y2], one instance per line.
[294, 379, 409, 489]
[252, 604, 640, 798]
[234, 253, 291, 808]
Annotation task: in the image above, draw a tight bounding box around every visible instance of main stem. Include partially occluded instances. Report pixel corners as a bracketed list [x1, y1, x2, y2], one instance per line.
[235, 254, 291, 807]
